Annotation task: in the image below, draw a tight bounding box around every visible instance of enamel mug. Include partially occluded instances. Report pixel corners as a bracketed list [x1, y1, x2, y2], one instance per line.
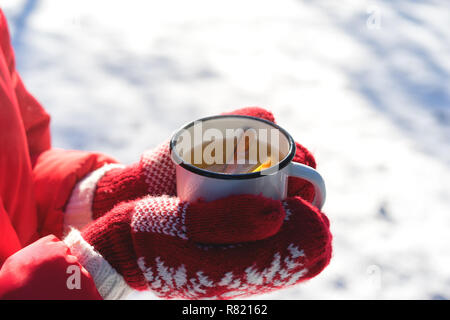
[170, 115, 326, 209]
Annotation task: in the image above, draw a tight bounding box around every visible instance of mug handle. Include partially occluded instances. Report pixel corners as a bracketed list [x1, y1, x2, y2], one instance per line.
[288, 162, 326, 210]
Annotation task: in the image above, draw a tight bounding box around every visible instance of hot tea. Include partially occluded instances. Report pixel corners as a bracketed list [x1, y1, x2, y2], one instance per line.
[186, 129, 287, 174]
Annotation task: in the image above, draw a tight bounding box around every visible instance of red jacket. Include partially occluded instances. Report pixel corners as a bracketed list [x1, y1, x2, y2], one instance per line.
[0, 10, 116, 299]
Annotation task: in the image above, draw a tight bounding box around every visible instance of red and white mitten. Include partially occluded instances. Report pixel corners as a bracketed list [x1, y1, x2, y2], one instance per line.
[64, 194, 331, 299]
[91, 141, 176, 218]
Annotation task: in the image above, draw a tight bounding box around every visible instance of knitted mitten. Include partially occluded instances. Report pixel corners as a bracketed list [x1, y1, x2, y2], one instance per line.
[91, 141, 176, 219]
[65, 194, 332, 299]
[91, 107, 318, 219]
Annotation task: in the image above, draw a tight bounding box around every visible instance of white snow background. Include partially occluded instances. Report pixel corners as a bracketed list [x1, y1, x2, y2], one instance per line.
[2, 0, 450, 299]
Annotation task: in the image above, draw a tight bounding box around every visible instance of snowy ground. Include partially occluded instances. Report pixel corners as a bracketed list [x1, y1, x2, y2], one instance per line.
[2, 0, 450, 299]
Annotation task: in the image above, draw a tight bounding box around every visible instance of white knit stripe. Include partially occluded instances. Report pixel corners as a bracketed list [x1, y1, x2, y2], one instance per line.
[141, 142, 176, 195]
[135, 242, 308, 299]
[64, 229, 134, 300]
[282, 200, 293, 221]
[64, 163, 125, 235]
[218, 272, 234, 286]
[131, 196, 188, 240]
[288, 243, 305, 258]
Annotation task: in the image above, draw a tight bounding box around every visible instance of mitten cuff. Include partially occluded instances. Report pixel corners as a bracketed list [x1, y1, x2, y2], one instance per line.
[64, 229, 133, 300]
[64, 163, 125, 233]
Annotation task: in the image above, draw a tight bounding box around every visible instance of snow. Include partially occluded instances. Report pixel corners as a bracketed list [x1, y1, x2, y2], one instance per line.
[2, 0, 450, 299]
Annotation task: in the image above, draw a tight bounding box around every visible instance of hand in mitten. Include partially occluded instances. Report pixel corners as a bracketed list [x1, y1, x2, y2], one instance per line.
[64, 193, 331, 299]
[89, 107, 318, 220]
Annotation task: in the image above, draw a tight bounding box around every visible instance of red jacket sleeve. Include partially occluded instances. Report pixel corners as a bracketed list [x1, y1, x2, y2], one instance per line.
[0, 235, 102, 300]
[0, 9, 117, 299]
[33, 149, 117, 238]
[0, 10, 50, 166]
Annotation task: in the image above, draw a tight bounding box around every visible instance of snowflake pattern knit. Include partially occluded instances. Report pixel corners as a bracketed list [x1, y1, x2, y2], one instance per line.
[81, 194, 331, 299]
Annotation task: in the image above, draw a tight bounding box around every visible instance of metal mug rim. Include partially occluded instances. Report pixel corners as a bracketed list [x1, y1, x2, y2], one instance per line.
[169, 114, 296, 180]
